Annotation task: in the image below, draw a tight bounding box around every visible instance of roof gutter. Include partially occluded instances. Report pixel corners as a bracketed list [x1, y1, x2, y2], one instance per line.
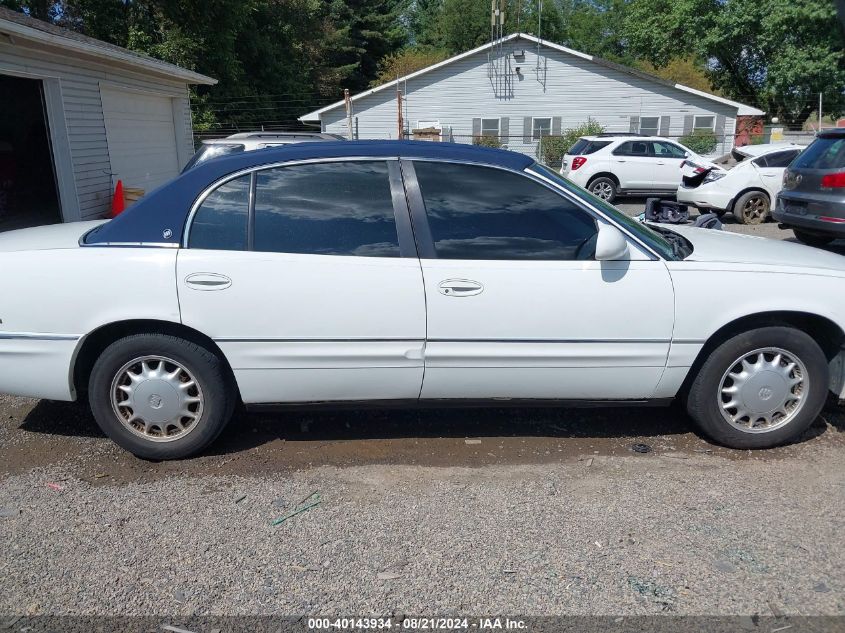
[0, 18, 217, 85]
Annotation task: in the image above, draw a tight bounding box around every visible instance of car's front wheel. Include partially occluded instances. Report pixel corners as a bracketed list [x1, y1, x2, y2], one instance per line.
[686, 327, 828, 449]
[588, 176, 618, 204]
[88, 333, 236, 459]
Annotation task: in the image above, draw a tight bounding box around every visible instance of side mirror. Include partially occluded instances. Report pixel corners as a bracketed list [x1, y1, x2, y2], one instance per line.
[595, 223, 630, 261]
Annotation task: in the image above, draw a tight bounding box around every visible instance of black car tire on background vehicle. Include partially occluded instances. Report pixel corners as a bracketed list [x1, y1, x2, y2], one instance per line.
[793, 229, 834, 248]
[588, 176, 618, 204]
[88, 333, 236, 460]
[732, 191, 770, 225]
[686, 326, 828, 449]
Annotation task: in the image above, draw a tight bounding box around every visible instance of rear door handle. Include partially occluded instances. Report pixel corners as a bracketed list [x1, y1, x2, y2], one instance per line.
[438, 279, 484, 297]
[185, 272, 232, 291]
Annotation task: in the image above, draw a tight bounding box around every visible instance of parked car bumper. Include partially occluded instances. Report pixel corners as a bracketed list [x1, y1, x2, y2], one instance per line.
[773, 194, 845, 237]
[563, 167, 591, 188]
[676, 185, 733, 211]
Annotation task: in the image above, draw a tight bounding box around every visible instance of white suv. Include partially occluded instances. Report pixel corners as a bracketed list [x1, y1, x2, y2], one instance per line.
[561, 135, 709, 203]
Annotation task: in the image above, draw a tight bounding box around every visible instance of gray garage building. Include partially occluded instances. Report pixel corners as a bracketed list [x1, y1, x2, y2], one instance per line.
[0, 7, 215, 231]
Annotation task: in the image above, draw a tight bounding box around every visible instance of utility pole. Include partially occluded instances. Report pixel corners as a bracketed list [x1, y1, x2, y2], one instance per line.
[397, 84, 404, 139]
[344, 89, 353, 140]
[819, 92, 823, 131]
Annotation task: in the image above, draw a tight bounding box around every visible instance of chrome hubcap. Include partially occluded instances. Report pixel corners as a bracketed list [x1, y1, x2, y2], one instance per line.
[592, 182, 613, 200]
[742, 196, 768, 223]
[110, 356, 203, 442]
[718, 347, 807, 433]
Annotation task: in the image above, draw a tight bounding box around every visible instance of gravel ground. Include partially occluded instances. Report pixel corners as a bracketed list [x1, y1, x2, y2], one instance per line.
[2, 204, 845, 619]
[0, 394, 844, 617]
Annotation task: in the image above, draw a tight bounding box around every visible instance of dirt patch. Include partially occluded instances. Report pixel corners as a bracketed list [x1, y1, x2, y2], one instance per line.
[1, 394, 843, 485]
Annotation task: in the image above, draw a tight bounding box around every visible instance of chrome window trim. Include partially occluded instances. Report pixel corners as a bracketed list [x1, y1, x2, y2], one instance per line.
[80, 241, 179, 248]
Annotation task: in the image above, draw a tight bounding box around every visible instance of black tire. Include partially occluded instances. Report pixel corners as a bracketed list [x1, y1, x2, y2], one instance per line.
[686, 327, 828, 449]
[88, 333, 236, 459]
[793, 229, 834, 248]
[588, 176, 618, 204]
[732, 191, 770, 225]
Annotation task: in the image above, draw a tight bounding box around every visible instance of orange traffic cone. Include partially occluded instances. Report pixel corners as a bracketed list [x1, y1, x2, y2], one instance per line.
[110, 180, 125, 217]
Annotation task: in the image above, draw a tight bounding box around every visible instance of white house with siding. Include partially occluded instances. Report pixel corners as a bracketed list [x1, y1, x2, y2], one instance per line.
[0, 7, 215, 231]
[301, 33, 763, 160]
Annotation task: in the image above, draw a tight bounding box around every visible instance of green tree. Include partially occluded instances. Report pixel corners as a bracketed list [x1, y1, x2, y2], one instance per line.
[371, 46, 448, 86]
[624, 0, 845, 124]
[323, 0, 408, 91]
[508, 0, 565, 43]
[436, 0, 489, 53]
[558, 0, 633, 63]
[407, 0, 444, 46]
[634, 57, 720, 93]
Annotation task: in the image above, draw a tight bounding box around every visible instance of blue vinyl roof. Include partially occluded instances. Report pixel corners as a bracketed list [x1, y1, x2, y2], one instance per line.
[84, 140, 535, 246]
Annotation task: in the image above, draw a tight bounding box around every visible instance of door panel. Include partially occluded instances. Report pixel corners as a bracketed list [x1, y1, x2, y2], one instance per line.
[178, 159, 425, 404]
[419, 259, 675, 399]
[178, 250, 426, 403]
[650, 142, 687, 189]
[755, 165, 786, 199]
[612, 141, 654, 189]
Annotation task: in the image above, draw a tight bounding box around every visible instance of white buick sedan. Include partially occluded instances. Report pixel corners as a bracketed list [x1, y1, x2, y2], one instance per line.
[1, 141, 843, 459]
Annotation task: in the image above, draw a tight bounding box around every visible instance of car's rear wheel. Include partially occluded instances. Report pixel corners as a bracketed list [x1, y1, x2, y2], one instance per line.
[88, 333, 235, 459]
[686, 327, 828, 449]
[793, 229, 834, 248]
[732, 191, 770, 224]
[588, 176, 618, 204]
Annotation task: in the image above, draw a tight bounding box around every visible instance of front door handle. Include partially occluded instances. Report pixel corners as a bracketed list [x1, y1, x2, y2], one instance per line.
[438, 279, 484, 297]
[185, 272, 232, 291]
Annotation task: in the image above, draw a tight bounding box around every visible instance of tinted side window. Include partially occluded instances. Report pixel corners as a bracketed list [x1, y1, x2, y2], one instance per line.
[763, 150, 800, 168]
[569, 139, 612, 155]
[414, 162, 597, 261]
[254, 161, 400, 257]
[188, 175, 250, 250]
[613, 141, 649, 156]
[652, 141, 686, 158]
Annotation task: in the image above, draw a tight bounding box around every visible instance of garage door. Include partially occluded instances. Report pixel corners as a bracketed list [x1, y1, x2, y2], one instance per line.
[101, 87, 180, 192]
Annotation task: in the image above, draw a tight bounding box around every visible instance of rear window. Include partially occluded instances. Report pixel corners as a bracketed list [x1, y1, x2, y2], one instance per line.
[792, 137, 845, 170]
[568, 139, 611, 156]
[181, 143, 245, 173]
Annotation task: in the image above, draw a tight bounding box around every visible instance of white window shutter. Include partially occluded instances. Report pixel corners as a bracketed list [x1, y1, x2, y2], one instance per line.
[523, 117, 532, 143]
[659, 115, 670, 136]
[472, 118, 481, 137]
[629, 116, 640, 133]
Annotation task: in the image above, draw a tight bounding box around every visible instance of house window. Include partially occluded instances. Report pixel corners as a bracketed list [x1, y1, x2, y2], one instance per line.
[532, 117, 552, 140]
[693, 115, 716, 131]
[639, 116, 660, 136]
[481, 118, 500, 137]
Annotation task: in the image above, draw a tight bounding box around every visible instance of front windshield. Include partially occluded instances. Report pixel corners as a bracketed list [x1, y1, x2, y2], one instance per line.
[529, 163, 678, 260]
